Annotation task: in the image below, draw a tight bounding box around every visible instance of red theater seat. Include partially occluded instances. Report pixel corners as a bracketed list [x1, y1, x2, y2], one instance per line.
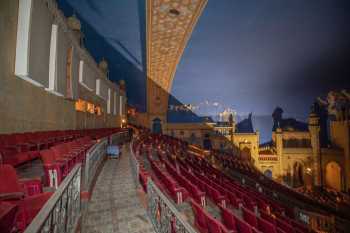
[0, 149, 30, 167]
[40, 149, 68, 187]
[207, 214, 233, 233]
[0, 201, 18, 233]
[258, 217, 277, 233]
[236, 217, 254, 233]
[191, 200, 208, 233]
[0, 165, 52, 231]
[226, 191, 243, 209]
[11, 192, 52, 231]
[276, 218, 294, 233]
[219, 206, 238, 232]
[242, 207, 258, 228]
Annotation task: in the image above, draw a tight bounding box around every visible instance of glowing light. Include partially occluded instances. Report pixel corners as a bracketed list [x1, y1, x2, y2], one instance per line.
[306, 167, 312, 175]
[75, 99, 87, 112]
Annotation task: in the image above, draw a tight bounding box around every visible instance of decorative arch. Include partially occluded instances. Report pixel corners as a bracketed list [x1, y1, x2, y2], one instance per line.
[264, 169, 273, 179]
[152, 118, 162, 134]
[189, 132, 196, 145]
[240, 147, 251, 161]
[325, 161, 342, 191]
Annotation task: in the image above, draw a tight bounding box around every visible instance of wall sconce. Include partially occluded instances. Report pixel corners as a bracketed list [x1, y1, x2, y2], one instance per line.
[306, 167, 312, 175]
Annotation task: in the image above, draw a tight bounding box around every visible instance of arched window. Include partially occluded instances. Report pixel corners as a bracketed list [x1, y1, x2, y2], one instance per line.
[325, 162, 342, 191]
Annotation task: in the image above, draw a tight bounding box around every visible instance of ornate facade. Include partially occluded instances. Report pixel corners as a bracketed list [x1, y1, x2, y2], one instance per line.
[255, 91, 350, 192]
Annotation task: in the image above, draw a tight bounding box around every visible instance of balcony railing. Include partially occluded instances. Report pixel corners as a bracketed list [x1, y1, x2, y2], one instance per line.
[129, 142, 139, 187]
[110, 131, 129, 145]
[24, 164, 82, 233]
[23, 131, 131, 233]
[147, 179, 197, 233]
[82, 138, 108, 191]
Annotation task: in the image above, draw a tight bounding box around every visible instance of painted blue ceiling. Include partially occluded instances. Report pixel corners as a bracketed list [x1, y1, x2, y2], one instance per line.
[57, 0, 350, 142]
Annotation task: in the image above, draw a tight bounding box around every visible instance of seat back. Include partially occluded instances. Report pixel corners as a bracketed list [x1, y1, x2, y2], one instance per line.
[276, 218, 294, 233]
[236, 217, 253, 233]
[220, 206, 237, 231]
[207, 215, 224, 233]
[258, 217, 277, 233]
[242, 207, 258, 228]
[40, 150, 56, 164]
[0, 164, 23, 198]
[191, 200, 207, 230]
[260, 211, 275, 225]
[51, 145, 68, 160]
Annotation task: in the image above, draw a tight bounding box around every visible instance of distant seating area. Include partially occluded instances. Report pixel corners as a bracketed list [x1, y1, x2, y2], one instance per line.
[0, 127, 125, 232]
[0, 128, 122, 167]
[296, 187, 350, 209]
[131, 130, 317, 233]
[214, 152, 350, 213]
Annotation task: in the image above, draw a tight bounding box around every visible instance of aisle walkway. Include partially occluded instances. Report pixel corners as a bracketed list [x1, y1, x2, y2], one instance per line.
[82, 144, 155, 233]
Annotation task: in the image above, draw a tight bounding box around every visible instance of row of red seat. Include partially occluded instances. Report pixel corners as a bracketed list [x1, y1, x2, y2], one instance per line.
[148, 153, 188, 204]
[214, 152, 339, 214]
[131, 130, 315, 233]
[191, 200, 233, 233]
[0, 128, 123, 167]
[186, 155, 289, 214]
[132, 134, 238, 233]
[131, 139, 150, 192]
[160, 154, 206, 206]
[219, 205, 268, 233]
[40, 137, 95, 188]
[0, 127, 125, 232]
[184, 155, 312, 233]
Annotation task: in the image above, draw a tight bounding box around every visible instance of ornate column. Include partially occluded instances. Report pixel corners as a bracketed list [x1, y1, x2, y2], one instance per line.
[309, 112, 321, 186]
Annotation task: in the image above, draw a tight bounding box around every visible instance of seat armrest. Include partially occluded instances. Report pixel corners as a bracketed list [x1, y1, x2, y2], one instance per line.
[0, 192, 25, 201]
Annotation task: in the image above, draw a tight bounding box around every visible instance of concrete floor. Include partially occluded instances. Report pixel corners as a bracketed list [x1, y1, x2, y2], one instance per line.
[82, 145, 155, 233]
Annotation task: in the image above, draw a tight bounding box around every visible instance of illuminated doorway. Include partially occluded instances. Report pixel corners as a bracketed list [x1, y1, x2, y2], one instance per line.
[264, 169, 272, 179]
[240, 147, 251, 161]
[293, 162, 304, 187]
[325, 161, 341, 191]
[152, 118, 162, 134]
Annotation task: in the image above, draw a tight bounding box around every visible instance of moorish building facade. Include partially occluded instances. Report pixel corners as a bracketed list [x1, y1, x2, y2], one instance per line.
[255, 91, 350, 192]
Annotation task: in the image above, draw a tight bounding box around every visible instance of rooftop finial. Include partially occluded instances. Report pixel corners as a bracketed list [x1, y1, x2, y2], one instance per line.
[67, 14, 81, 31]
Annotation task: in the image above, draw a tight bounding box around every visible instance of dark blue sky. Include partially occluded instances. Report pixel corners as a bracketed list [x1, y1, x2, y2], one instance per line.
[174, 0, 350, 118]
[59, 0, 350, 140]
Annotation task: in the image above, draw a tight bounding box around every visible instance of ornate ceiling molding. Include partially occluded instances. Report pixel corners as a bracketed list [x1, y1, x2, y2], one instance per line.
[146, 0, 207, 92]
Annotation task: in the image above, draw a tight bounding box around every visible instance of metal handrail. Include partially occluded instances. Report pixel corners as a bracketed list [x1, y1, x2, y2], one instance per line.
[110, 131, 128, 145]
[83, 138, 108, 190]
[24, 164, 82, 233]
[129, 140, 140, 186]
[147, 179, 197, 233]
